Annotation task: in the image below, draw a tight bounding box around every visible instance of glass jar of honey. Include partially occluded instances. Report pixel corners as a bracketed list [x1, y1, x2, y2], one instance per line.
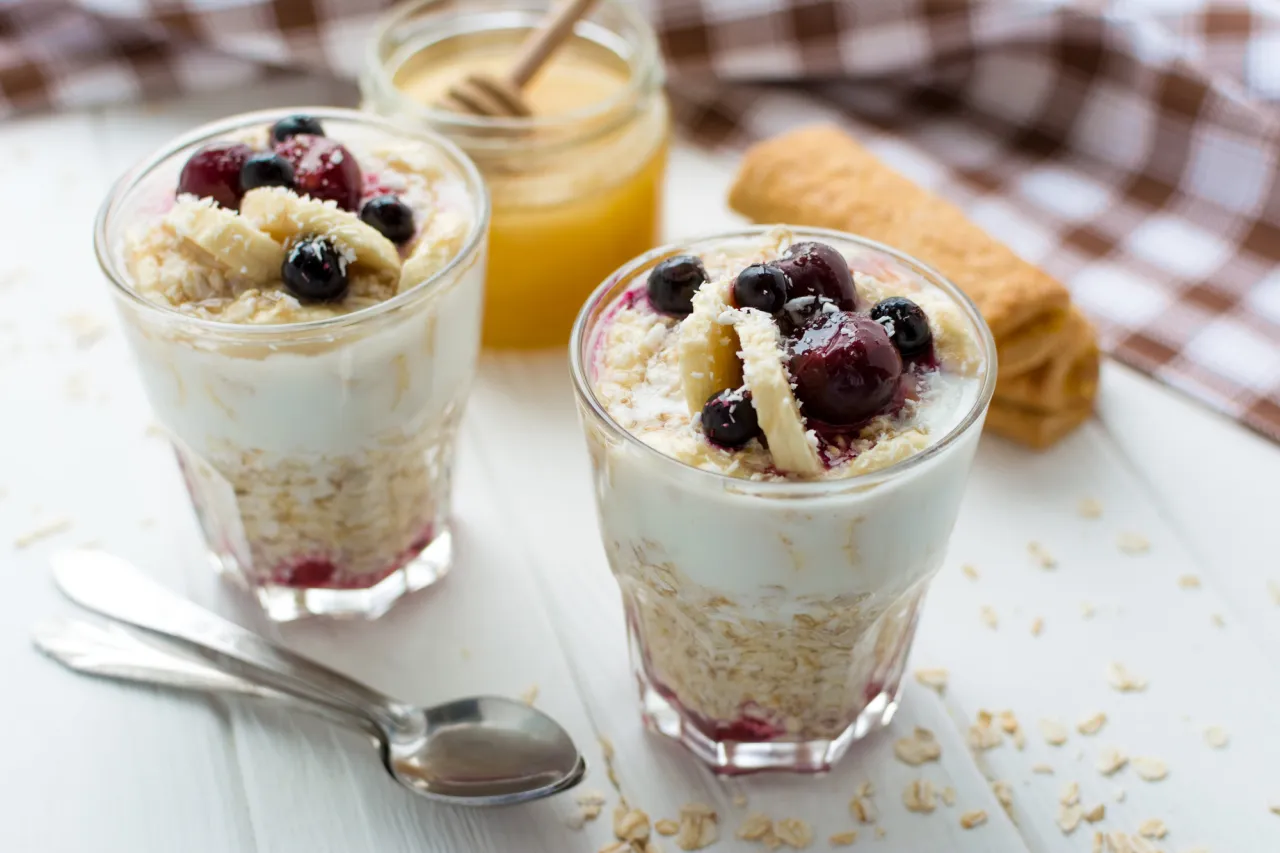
[363, 0, 670, 349]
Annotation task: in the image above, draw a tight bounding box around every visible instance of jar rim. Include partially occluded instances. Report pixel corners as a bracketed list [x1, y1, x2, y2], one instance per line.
[93, 106, 490, 340]
[361, 0, 663, 142]
[568, 226, 1001, 497]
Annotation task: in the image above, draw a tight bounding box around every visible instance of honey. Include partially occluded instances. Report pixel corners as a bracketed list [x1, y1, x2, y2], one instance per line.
[363, 1, 670, 348]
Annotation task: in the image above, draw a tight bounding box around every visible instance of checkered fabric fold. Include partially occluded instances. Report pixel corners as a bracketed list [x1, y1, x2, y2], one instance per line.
[4, 0, 1278, 438]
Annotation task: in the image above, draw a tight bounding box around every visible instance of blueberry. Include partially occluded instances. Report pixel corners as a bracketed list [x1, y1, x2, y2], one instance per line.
[870, 296, 933, 357]
[789, 311, 903, 426]
[701, 388, 761, 448]
[239, 152, 296, 193]
[270, 114, 325, 144]
[733, 263, 789, 314]
[360, 194, 416, 244]
[281, 237, 348, 302]
[646, 254, 707, 316]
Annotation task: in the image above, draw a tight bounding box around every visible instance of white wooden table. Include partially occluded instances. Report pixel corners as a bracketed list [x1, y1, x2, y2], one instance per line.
[3, 77, 1279, 853]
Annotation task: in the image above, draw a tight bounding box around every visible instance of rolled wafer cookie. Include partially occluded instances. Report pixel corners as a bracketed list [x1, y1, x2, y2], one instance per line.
[996, 307, 1099, 412]
[986, 400, 1093, 450]
[729, 124, 1098, 447]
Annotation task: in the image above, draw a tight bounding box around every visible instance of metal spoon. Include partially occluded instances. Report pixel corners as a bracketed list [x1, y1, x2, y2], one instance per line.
[47, 550, 586, 807]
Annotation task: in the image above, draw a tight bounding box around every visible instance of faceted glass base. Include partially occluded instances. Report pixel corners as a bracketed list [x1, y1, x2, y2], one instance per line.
[635, 661, 902, 775]
[213, 526, 453, 622]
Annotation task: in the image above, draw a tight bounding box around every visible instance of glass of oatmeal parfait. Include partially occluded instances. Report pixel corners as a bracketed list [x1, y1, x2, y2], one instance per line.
[95, 108, 488, 621]
[570, 226, 997, 773]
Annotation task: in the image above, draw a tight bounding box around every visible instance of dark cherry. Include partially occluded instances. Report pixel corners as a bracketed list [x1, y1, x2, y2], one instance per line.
[270, 114, 325, 144]
[870, 296, 933, 358]
[733, 263, 789, 314]
[239, 152, 296, 193]
[775, 241, 858, 332]
[281, 237, 349, 302]
[360, 194, 416, 244]
[789, 311, 903, 426]
[701, 388, 761, 448]
[647, 254, 707, 316]
[176, 141, 253, 209]
[273, 134, 362, 211]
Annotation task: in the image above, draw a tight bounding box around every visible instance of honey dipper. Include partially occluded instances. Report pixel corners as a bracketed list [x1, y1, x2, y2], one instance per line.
[440, 0, 599, 118]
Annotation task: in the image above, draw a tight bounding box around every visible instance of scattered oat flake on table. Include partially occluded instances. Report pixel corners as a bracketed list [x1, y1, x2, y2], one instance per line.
[1177, 574, 1201, 589]
[874, 827, 885, 840]
[828, 831, 857, 847]
[1028, 541, 1057, 568]
[913, 667, 948, 693]
[1269, 803, 1280, 816]
[1204, 726, 1229, 748]
[1091, 831, 1104, 853]
[979, 605, 998, 629]
[1078, 712, 1107, 736]
[1083, 804, 1106, 823]
[1211, 613, 1226, 627]
[855, 781, 873, 798]
[773, 817, 812, 849]
[1269, 580, 1280, 605]
[1117, 532, 1150, 555]
[1078, 497, 1103, 518]
[1113, 787, 1126, 802]
[1057, 803, 1083, 834]
[959, 810, 987, 829]
[13, 517, 72, 549]
[961, 563, 980, 580]
[1132, 757, 1168, 781]
[1081, 602, 1096, 619]
[991, 781, 1014, 816]
[848, 795, 876, 824]
[969, 717, 1003, 751]
[941, 786, 956, 806]
[1060, 781, 1080, 806]
[676, 803, 717, 851]
[736, 813, 773, 841]
[1137, 818, 1167, 839]
[519, 684, 539, 705]
[59, 312, 108, 349]
[1039, 718, 1069, 746]
[893, 727, 941, 765]
[1096, 747, 1128, 776]
[613, 806, 651, 842]
[1107, 662, 1148, 692]
[1032, 763, 1054, 774]
[1029, 616, 1045, 636]
[655, 820, 678, 836]
[902, 779, 936, 813]
[731, 792, 748, 808]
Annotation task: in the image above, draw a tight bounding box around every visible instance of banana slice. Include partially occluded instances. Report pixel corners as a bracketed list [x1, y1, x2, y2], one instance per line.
[677, 277, 743, 415]
[399, 208, 470, 294]
[240, 187, 401, 283]
[734, 309, 824, 476]
[168, 197, 284, 282]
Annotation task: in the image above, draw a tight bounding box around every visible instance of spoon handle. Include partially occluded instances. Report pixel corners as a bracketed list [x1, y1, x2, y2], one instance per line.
[32, 618, 379, 738]
[51, 550, 418, 737]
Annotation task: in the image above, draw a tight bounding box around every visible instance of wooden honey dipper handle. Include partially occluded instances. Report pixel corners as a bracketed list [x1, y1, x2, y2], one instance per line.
[507, 0, 598, 89]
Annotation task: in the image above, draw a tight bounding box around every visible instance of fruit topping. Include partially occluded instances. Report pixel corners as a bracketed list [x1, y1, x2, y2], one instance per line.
[789, 311, 903, 426]
[733, 263, 789, 314]
[270, 114, 325, 144]
[647, 254, 708, 316]
[281, 236, 349, 303]
[274, 134, 362, 211]
[360, 194, 416, 244]
[177, 141, 253, 209]
[239, 152, 296, 193]
[870, 296, 933, 358]
[775, 241, 858, 332]
[701, 388, 761, 448]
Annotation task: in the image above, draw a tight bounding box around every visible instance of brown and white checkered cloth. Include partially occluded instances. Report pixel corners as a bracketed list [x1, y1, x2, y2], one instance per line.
[4, 0, 1279, 438]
